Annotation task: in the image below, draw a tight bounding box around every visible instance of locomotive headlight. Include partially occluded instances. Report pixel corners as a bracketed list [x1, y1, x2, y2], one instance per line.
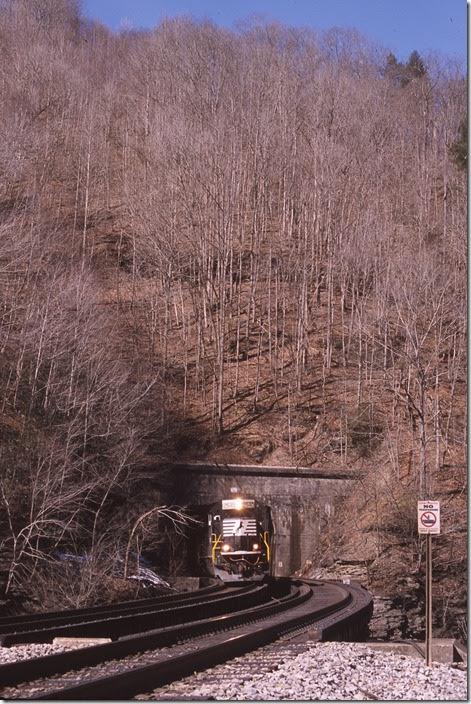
[222, 544, 231, 552]
[234, 498, 243, 511]
[252, 543, 259, 551]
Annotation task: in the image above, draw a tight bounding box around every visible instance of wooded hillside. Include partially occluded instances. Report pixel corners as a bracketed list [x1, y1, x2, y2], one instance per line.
[0, 0, 466, 630]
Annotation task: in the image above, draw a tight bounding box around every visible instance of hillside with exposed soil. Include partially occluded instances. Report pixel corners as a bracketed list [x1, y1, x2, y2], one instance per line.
[0, 1, 466, 635]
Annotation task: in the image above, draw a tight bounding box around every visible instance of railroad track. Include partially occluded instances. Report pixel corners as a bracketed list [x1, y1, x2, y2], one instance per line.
[0, 579, 372, 700]
[0, 582, 221, 635]
[0, 582, 262, 645]
[139, 641, 381, 701]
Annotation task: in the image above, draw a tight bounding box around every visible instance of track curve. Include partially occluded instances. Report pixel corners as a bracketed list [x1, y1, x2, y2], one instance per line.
[0, 582, 223, 635]
[1, 583, 268, 645]
[0, 579, 372, 701]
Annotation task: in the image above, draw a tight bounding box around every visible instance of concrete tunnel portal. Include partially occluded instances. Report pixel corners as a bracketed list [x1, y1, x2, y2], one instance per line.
[167, 463, 357, 577]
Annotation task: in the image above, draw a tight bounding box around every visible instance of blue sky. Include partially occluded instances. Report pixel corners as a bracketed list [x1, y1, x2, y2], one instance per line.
[82, 0, 466, 65]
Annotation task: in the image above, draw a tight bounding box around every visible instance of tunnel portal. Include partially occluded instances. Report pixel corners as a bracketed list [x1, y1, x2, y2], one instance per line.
[165, 463, 356, 577]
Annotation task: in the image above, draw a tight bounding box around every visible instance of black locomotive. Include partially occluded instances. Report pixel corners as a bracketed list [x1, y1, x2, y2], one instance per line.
[208, 497, 273, 580]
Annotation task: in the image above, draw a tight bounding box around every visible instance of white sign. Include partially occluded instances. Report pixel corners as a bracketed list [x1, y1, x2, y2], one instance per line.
[418, 501, 440, 535]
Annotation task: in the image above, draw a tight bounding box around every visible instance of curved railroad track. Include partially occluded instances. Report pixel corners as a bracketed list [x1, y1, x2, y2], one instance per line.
[0, 582, 266, 645]
[0, 579, 372, 701]
[0, 582, 222, 636]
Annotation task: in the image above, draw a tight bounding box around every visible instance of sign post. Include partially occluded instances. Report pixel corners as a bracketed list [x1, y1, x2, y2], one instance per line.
[417, 500, 440, 666]
[425, 533, 432, 666]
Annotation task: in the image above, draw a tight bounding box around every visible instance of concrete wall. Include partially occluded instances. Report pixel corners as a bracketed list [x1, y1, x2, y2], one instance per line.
[169, 464, 354, 577]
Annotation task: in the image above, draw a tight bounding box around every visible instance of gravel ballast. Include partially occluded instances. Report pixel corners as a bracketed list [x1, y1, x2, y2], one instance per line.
[1, 641, 467, 700]
[142, 641, 467, 701]
[0, 641, 89, 663]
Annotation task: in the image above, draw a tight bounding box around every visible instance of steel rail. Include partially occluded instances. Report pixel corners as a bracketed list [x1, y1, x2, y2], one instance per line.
[0, 580, 374, 701]
[305, 580, 373, 641]
[0, 579, 302, 690]
[1, 583, 267, 646]
[27, 581, 367, 701]
[0, 583, 224, 633]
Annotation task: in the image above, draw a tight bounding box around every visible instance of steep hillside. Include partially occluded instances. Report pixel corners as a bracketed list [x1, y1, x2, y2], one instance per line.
[0, 1, 466, 632]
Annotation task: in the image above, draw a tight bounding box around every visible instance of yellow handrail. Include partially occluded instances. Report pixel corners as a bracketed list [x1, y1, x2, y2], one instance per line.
[211, 533, 222, 562]
[262, 530, 270, 563]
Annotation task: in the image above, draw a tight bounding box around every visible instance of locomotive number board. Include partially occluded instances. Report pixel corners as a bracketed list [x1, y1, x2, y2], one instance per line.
[222, 499, 255, 509]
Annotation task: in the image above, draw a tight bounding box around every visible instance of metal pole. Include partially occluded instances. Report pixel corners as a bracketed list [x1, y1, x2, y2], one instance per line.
[425, 533, 432, 666]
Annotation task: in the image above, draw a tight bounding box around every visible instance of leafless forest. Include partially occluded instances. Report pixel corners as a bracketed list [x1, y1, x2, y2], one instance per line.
[0, 0, 466, 628]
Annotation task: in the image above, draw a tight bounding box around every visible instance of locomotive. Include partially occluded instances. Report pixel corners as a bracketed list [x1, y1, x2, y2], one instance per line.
[208, 497, 273, 580]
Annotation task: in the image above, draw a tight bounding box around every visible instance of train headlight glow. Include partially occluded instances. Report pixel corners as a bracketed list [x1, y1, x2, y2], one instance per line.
[252, 543, 259, 550]
[234, 498, 243, 511]
[222, 544, 232, 552]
